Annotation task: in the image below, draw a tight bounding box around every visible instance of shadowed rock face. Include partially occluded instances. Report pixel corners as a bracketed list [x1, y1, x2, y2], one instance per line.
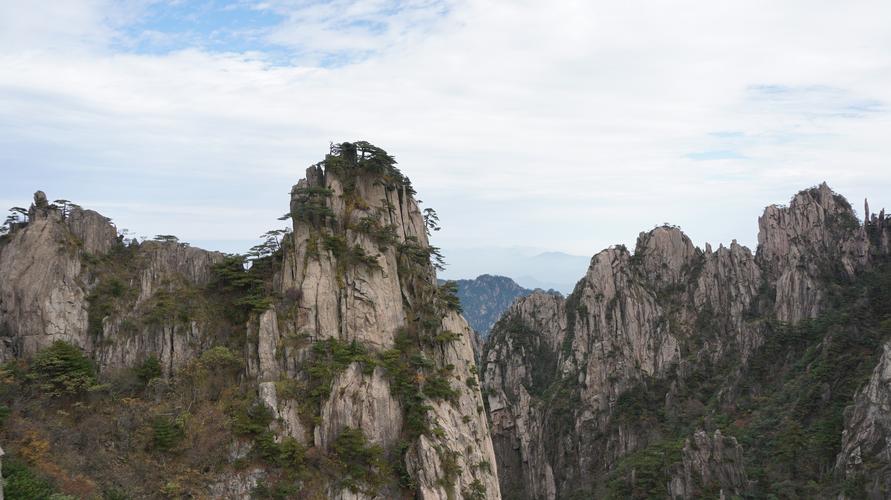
[482, 183, 891, 499]
[836, 341, 891, 499]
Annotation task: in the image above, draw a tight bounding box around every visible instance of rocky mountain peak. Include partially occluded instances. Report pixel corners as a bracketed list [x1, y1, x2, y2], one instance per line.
[279, 141, 430, 349]
[254, 141, 501, 498]
[634, 225, 699, 289]
[757, 182, 861, 275]
[756, 183, 865, 322]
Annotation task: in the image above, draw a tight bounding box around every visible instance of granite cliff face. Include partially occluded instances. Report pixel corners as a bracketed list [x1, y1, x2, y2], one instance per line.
[667, 429, 749, 499]
[0, 143, 499, 499]
[836, 339, 891, 499]
[252, 143, 499, 499]
[0, 191, 228, 376]
[483, 183, 891, 498]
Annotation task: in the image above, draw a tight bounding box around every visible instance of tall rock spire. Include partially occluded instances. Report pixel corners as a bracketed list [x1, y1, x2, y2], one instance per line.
[250, 141, 501, 499]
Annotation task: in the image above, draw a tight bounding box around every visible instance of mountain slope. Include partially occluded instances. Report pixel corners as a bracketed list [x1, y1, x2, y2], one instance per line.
[482, 183, 891, 499]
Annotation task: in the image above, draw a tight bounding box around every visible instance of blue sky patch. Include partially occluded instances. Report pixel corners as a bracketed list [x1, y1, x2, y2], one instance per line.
[111, 0, 451, 67]
[116, 1, 286, 56]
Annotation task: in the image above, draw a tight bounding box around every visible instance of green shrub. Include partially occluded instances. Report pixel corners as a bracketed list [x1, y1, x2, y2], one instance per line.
[606, 439, 684, 499]
[304, 339, 375, 411]
[1, 457, 58, 499]
[252, 481, 302, 499]
[436, 281, 462, 313]
[29, 340, 96, 397]
[351, 214, 398, 249]
[462, 479, 487, 500]
[210, 254, 273, 316]
[424, 371, 459, 401]
[152, 415, 184, 451]
[86, 276, 133, 337]
[332, 427, 388, 494]
[231, 398, 275, 437]
[0, 403, 9, 426]
[134, 356, 162, 385]
[200, 346, 241, 370]
[290, 186, 335, 227]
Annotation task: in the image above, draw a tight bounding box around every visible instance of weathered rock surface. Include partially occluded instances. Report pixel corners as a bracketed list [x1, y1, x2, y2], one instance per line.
[636, 225, 699, 289]
[208, 467, 265, 499]
[693, 240, 763, 361]
[66, 207, 118, 255]
[0, 212, 88, 359]
[316, 364, 403, 450]
[668, 429, 749, 499]
[0, 194, 227, 373]
[278, 164, 424, 349]
[757, 182, 866, 322]
[836, 340, 891, 499]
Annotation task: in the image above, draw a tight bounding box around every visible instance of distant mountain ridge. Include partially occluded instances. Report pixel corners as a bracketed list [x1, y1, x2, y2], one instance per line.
[439, 247, 589, 294]
[445, 274, 558, 338]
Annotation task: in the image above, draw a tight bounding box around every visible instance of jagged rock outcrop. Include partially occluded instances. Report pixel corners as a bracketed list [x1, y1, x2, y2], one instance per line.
[636, 226, 699, 289]
[483, 184, 891, 498]
[668, 429, 749, 499]
[836, 340, 891, 499]
[278, 161, 424, 349]
[757, 182, 866, 322]
[693, 240, 763, 362]
[485, 237, 696, 497]
[66, 207, 118, 256]
[0, 193, 226, 372]
[0, 208, 89, 359]
[569, 245, 680, 395]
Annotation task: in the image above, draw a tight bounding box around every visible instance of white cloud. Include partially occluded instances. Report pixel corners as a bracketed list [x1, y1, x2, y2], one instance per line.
[1, 0, 890, 268]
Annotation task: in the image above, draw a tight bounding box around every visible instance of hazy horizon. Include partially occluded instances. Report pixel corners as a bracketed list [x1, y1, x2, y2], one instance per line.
[0, 179, 879, 294]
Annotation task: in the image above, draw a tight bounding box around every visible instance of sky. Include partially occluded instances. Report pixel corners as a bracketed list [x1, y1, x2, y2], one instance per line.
[1, 0, 891, 284]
